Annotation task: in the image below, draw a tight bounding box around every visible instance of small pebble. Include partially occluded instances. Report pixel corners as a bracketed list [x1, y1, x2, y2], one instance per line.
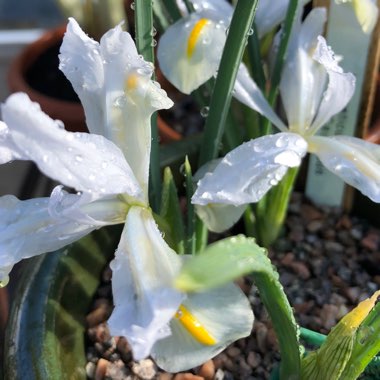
[95, 358, 109, 380]
[197, 359, 215, 380]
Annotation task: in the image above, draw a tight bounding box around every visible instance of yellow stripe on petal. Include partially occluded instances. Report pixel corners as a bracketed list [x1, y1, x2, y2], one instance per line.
[175, 305, 216, 345]
[342, 290, 380, 331]
[187, 18, 209, 59]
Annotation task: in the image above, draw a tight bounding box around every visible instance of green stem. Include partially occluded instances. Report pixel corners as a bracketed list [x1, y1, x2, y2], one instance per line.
[256, 167, 299, 247]
[253, 272, 300, 379]
[198, 0, 259, 166]
[135, 0, 161, 211]
[300, 327, 326, 347]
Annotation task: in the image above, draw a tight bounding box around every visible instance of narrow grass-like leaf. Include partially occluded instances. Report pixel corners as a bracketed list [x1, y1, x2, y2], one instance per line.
[255, 167, 299, 247]
[160, 167, 185, 254]
[162, 0, 182, 23]
[176, 235, 301, 379]
[198, 0, 259, 166]
[184, 157, 196, 255]
[152, 1, 171, 32]
[135, 0, 160, 211]
[262, 0, 299, 135]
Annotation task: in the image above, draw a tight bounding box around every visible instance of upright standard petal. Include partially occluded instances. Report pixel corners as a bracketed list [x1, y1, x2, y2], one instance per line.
[234, 64, 288, 132]
[152, 283, 254, 372]
[279, 8, 328, 133]
[108, 206, 184, 360]
[157, 13, 226, 94]
[99, 23, 173, 198]
[308, 135, 380, 202]
[308, 36, 356, 134]
[0, 193, 100, 282]
[255, 0, 289, 37]
[1, 93, 143, 200]
[192, 133, 308, 206]
[60, 18, 173, 198]
[59, 18, 105, 136]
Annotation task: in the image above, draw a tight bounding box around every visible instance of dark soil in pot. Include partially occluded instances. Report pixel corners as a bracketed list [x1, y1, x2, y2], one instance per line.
[84, 192, 380, 379]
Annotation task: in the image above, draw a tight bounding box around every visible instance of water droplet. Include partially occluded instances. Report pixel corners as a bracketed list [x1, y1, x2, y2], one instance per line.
[89, 174, 96, 181]
[130, 1, 135, 10]
[101, 161, 108, 169]
[150, 27, 157, 37]
[56, 120, 65, 129]
[42, 155, 49, 163]
[151, 39, 157, 47]
[75, 154, 83, 162]
[247, 28, 254, 36]
[110, 259, 121, 271]
[200, 106, 209, 117]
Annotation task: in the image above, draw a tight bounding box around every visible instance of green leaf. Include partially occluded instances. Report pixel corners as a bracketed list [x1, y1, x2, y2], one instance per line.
[135, 0, 161, 211]
[4, 226, 121, 379]
[198, 0, 259, 166]
[184, 157, 196, 255]
[160, 167, 185, 254]
[175, 235, 301, 379]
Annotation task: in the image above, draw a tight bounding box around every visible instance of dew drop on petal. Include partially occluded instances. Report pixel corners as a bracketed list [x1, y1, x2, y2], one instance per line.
[110, 258, 121, 271]
[75, 154, 83, 162]
[200, 106, 209, 117]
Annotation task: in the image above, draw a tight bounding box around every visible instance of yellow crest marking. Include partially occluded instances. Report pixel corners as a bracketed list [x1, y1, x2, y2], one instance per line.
[175, 304, 216, 345]
[187, 18, 209, 59]
[125, 73, 139, 91]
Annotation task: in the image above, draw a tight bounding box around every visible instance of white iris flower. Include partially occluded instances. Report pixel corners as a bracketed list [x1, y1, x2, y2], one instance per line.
[0, 18, 253, 371]
[335, 0, 379, 33]
[158, 0, 305, 95]
[192, 8, 380, 231]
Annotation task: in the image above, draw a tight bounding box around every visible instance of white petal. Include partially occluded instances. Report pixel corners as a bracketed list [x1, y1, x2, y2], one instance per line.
[157, 14, 226, 94]
[279, 8, 328, 133]
[59, 18, 105, 136]
[0, 194, 99, 282]
[336, 0, 379, 33]
[152, 283, 254, 372]
[234, 64, 288, 132]
[255, 0, 289, 37]
[192, 133, 308, 206]
[195, 203, 246, 233]
[309, 36, 356, 133]
[100, 24, 173, 197]
[0, 121, 20, 164]
[1, 93, 143, 200]
[308, 135, 380, 202]
[48, 186, 128, 226]
[108, 206, 184, 360]
[185, 0, 233, 17]
[352, 0, 379, 34]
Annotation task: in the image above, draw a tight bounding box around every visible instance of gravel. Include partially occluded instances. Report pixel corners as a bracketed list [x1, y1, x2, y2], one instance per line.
[85, 192, 380, 379]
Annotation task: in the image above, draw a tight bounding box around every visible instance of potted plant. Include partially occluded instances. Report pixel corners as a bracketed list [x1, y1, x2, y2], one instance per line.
[2, 1, 380, 379]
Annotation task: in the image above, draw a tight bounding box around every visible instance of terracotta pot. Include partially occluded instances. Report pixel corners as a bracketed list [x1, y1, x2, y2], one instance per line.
[7, 26, 182, 142]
